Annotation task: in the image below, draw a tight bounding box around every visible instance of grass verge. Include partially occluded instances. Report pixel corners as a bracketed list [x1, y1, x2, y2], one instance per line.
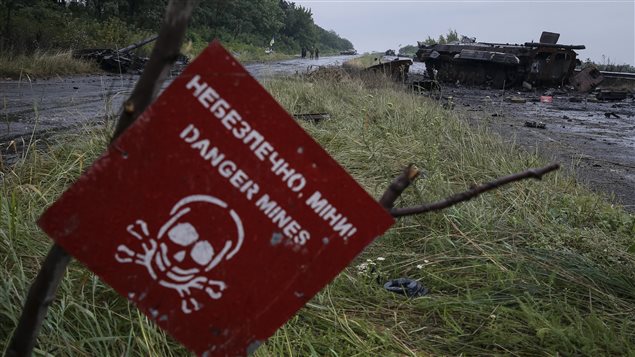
[343, 53, 382, 70]
[0, 51, 99, 79]
[185, 40, 295, 64]
[1, 73, 634, 355]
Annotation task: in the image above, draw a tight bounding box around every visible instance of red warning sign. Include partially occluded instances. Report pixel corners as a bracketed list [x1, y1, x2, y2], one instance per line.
[38, 41, 394, 356]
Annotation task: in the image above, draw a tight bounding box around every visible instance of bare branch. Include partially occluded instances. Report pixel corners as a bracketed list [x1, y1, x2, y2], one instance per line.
[6, 245, 71, 357]
[379, 164, 420, 210]
[390, 163, 560, 217]
[111, 0, 198, 140]
[7, 2, 198, 355]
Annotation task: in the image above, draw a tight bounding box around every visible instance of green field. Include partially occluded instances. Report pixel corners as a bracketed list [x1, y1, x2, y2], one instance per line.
[2, 71, 634, 356]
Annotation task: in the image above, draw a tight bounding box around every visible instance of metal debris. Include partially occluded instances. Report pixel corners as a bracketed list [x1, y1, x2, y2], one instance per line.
[524, 121, 546, 129]
[505, 96, 527, 104]
[596, 90, 629, 101]
[570, 66, 604, 92]
[73, 35, 160, 73]
[364, 59, 413, 81]
[293, 113, 331, 123]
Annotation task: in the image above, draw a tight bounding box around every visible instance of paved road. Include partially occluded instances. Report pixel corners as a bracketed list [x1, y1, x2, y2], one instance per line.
[0, 55, 358, 149]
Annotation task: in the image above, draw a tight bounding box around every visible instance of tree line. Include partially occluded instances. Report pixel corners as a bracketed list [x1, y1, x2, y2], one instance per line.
[0, 0, 354, 55]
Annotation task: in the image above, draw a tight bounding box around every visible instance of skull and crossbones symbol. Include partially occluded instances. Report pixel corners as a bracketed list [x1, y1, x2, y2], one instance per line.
[115, 195, 244, 314]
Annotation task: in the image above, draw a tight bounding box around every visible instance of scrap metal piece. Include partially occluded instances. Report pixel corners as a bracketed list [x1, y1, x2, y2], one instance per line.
[73, 35, 159, 73]
[570, 66, 604, 92]
[293, 113, 331, 123]
[540, 31, 560, 45]
[524, 121, 546, 129]
[596, 90, 629, 101]
[365, 59, 412, 82]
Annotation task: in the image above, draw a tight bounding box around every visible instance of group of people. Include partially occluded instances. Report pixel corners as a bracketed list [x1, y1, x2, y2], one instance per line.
[301, 47, 320, 59]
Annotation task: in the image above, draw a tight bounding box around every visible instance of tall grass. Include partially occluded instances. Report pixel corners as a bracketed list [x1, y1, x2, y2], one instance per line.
[1, 73, 634, 355]
[0, 50, 98, 79]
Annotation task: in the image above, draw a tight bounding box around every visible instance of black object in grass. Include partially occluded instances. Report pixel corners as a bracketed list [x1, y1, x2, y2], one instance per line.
[384, 278, 429, 297]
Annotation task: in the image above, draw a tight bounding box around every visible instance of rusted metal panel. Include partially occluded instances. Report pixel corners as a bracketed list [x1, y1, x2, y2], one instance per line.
[365, 59, 413, 81]
[570, 66, 604, 92]
[458, 50, 520, 65]
[539, 31, 560, 45]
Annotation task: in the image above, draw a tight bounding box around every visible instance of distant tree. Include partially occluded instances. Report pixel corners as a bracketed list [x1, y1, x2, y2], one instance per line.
[0, 0, 354, 55]
[398, 44, 418, 56]
[445, 29, 459, 43]
[422, 36, 436, 45]
[420, 29, 461, 46]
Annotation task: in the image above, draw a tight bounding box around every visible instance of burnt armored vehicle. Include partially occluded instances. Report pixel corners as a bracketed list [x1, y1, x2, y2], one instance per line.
[415, 32, 585, 88]
[73, 35, 159, 73]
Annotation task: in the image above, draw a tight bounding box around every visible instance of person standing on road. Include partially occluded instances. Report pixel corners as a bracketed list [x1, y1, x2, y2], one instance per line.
[314, 47, 319, 59]
[308, 48, 313, 59]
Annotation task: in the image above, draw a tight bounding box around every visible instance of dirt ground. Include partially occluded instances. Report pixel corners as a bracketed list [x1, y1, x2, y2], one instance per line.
[438, 83, 635, 212]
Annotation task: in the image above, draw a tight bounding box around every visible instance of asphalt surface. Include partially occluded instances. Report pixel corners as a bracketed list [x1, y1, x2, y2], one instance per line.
[0, 55, 357, 151]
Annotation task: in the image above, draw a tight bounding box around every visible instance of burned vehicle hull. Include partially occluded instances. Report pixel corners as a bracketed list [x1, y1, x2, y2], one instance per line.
[73, 35, 159, 73]
[364, 59, 412, 82]
[415, 32, 584, 88]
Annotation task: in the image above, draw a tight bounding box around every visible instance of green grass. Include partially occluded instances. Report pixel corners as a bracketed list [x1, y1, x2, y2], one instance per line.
[2, 73, 634, 356]
[0, 43, 294, 80]
[184, 40, 295, 64]
[0, 50, 98, 79]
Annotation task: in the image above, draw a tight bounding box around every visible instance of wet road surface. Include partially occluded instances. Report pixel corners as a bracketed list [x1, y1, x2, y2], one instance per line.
[444, 85, 635, 211]
[0, 55, 357, 148]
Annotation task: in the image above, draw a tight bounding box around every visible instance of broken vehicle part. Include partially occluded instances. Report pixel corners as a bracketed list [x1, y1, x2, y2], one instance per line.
[293, 113, 331, 122]
[596, 90, 629, 101]
[570, 66, 604, 92]
[524, 121, 546, 129]
[73, 35, 160, 73]
[365, 59, 412, 82]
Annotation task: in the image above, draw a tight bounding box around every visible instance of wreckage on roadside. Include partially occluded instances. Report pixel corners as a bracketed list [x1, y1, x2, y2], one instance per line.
[73, 35, 159, 73]
[415, 32, 586, 88]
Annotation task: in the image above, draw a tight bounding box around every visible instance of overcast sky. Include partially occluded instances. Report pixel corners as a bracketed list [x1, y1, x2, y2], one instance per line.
[297, 0, 635, 65]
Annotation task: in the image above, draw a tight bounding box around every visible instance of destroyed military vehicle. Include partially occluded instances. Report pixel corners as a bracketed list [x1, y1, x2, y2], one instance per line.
[73, 35, 158, 73]
[415, 32, 585, 88]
